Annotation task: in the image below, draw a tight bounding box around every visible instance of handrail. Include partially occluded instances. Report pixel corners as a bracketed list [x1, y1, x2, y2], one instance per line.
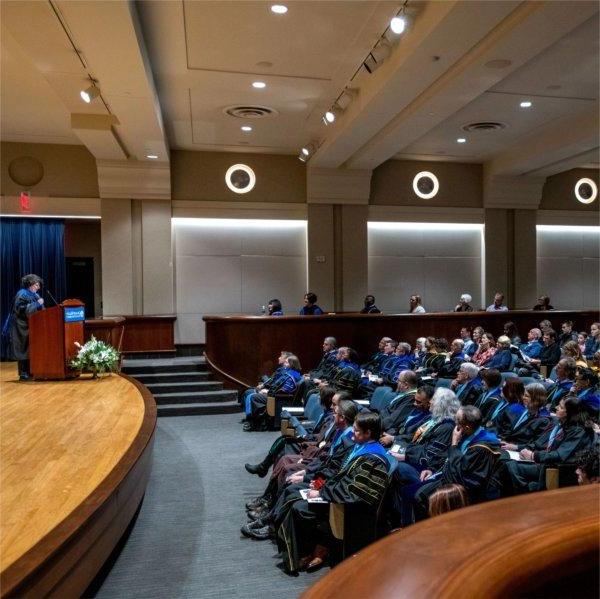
[300, 485, 600, 599]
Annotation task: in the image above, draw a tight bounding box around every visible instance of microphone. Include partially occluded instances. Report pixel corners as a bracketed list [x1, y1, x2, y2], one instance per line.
[44, 288, 59, 306]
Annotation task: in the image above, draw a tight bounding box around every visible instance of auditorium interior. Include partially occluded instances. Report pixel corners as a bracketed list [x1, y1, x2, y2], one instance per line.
[1, 0, 599, 597]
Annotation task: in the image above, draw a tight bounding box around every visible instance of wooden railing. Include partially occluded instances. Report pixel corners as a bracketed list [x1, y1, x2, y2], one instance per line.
[300, 485, 600, 599]
[203, 310, 599, 388]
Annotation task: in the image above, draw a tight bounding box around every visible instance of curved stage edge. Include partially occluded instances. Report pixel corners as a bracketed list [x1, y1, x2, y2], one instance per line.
[0, 366, 157, 598]
[300, 485, 600, 599]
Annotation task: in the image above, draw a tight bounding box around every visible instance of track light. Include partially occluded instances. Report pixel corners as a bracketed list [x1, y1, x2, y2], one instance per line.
[363, 53, 380, 74]
[390, 16, 406, 35]
[80, 84, 101, 103]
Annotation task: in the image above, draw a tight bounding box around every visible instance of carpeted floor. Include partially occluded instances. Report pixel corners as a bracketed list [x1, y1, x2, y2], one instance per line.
[92, 414, 326, 599]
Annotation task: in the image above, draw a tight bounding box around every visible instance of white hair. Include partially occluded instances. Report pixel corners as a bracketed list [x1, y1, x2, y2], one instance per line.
[460, 362, 480, 380]
[431, 388, 461, 420]
[460, 293, 472, 303]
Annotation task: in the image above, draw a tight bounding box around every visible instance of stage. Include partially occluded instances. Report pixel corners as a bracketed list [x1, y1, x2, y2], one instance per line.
[0, 362, 156, 597]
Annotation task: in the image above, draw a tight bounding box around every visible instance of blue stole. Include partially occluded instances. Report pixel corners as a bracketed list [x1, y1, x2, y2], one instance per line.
[489, 398, 508, 421]
[342, 440, 393, 471]
[389, 390, 413, 408]
[16, 288, 43, 310]
[329, 426, 353, 456]
[512, 408, 531, 430]
[313, 408, 331, 432]
[478, 386, 501, 406]
[577, 388, 592, 400]
[404, 409, 429, 428]
[459, 427, 499, 454]
[338, 360, 360, 372]
[547, 423, 562, 449]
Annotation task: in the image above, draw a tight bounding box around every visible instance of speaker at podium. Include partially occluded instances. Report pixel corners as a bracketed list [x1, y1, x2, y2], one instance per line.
[29, 299, 85, 380]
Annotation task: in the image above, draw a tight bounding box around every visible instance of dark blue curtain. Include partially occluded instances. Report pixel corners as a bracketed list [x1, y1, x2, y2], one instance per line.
[1, 218, 66, 359]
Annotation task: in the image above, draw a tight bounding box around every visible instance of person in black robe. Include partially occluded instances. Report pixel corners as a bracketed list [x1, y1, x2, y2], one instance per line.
[378, 370, 419, 435]
[451, 362, 483, 406]
[9, 274, 44, 380]
[402, 405, 501, 525]
[546, 358, 576, 410]
[436, 338, 466, 380]
[502, 396, 594, 494]
[276, 412, 392, 573]
[486, 377, 526, 438]
[474, 368, 504, 424]
[500, 383, 551, 449]
[241, 399, 359, 541]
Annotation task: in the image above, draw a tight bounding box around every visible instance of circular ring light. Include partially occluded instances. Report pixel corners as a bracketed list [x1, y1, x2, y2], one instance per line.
[412, 171, 439, 199]
[574, 178, 597, 204]
[225, 164, 256, 194]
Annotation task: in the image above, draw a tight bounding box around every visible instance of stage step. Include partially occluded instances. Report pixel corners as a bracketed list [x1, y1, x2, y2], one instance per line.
[153, 389, 238, 405]
[157, 400, 241, 417]
[131, 372, 212, 384]
[121, 356, 241, 416]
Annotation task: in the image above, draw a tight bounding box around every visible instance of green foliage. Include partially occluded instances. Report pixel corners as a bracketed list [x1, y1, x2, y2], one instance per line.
[70, 336, 120, 377]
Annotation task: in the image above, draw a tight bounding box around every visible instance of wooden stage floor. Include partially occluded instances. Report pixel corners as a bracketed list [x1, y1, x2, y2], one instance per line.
[0, 362, 155, 596]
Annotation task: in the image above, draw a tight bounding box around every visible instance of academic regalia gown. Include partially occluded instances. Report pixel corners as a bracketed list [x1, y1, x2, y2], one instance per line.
[9, 288, 43, 360]
[379, 390, 418, 435]
[502, 410, 551, 449]
[277, 447, 390, 572]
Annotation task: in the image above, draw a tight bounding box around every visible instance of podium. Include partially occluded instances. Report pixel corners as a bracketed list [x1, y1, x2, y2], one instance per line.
[29, 299, 85, 380]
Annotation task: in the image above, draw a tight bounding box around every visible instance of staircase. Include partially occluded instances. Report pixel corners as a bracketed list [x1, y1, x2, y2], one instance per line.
[121, 356, 240, 417]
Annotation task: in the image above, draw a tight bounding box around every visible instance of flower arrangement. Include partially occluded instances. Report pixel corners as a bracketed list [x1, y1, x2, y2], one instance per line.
[70, 336, 120, 378]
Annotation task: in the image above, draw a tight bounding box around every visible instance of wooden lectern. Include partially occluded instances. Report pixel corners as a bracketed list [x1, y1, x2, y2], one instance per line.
[29, 299, 85, 380]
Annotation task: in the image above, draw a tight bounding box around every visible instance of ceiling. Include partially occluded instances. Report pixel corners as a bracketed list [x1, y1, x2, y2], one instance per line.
[1, 0, 598, 178]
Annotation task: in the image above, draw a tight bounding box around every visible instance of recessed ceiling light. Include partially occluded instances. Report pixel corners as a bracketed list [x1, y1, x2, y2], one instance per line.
[146, 154, 158, 159]
[241, 125, 252, 132]
[271, 4, 287, 14]
[390, 16, 405, 34]
[456, 138, 466, 143]
[252, 81, 266, 89]
[520, 100, 532, 108]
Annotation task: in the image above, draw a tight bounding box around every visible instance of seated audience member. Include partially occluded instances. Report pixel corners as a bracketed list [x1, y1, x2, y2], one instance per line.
[413, 337, 427, 367]
[487, 378, 526, 438]
[501, 383, 550, 450]
[572, 368, 599, 420]
[562, 340, 588, 369]
[307, 337, 338, 382]
[475, 369, 504, 424]
[558, 320, 578, 347]
[428, 483, 470, 517]
[406, 406, 500, 524]
[267, 298, 283, 316]
[578, 332, 588, 355]
[242, 397, 358, 540]
[460, 327, 476, 357]
[383, 385, 435, 445]
[520, 329, 561, 376]
[472, 333, 497, 367]
[484, 336, 513, 372]
[377, 370, 419, 438]
[503, 396, 594, 494]
[451, 362, 483, 406]
[277, 412, 392, 573]
[470, 326, 485, 355]
[360, 294, 381, 314]
[539, 319, 553, 335]
[546, 358, 577, 410]
[518, 328, 544, 365]
[241, 350, 292, 406]
[583, 322, 600, 360]
[243, 354, 303, 431]
[454, 293, 473, 312]
[575, 449, 600, 485]
[361, 337, 392, 373]
[389, 342, 415, 378]
[299, 292, 323, 315]
[390, 388, 460, 476]
[486, 292, 508, 312]
[437, 339, 466, 379]
[409, 294, 426, 314]
[327, 347, 361, 394]
[503, 321, 521, 345]
[533, 295, 554, 311]
[244, 385, 337, 478]
[417, 337, 447, 375]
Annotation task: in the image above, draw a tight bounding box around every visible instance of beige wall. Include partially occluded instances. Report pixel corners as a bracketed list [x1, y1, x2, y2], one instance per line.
[1, 142, 99, 198]
[307, 204, 335, 311]
[370, 160, 483, 207]
[540, 168, 599, 211]
[171, 150, 306, 203]
[64, 221, 103, 316]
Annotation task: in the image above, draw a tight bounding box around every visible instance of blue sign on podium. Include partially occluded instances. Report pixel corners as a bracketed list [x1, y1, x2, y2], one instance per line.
[64, 306, 85, 323]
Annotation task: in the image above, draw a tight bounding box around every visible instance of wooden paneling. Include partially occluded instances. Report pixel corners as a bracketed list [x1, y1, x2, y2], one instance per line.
[0, 363, 156, 597]
[204, 311, 600, 388]
[84, 317, 125, 352]
[300, 485, 599, 599]
[120, 315, 176, 353]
